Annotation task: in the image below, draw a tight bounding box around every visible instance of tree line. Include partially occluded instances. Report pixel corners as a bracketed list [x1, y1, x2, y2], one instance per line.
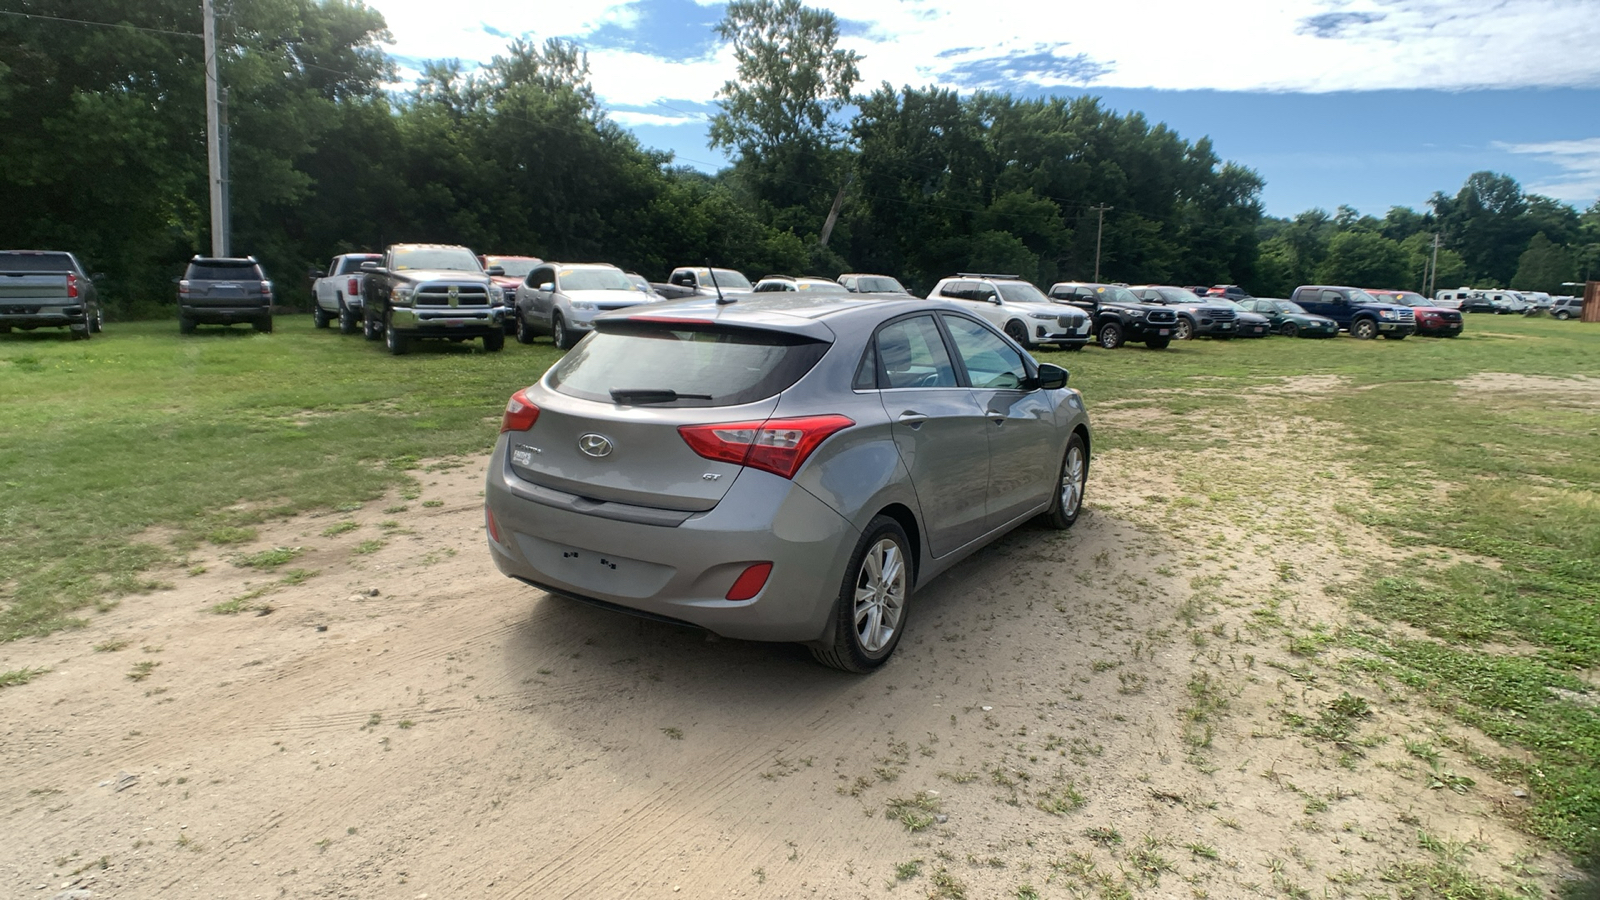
[2, 0, 1596, 319]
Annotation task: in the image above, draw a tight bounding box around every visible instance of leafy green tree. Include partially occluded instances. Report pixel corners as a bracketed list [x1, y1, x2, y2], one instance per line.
[708, 0, 860, 241]
[1512, 233, 1576, 294]
[1315, 231, 1408, 287]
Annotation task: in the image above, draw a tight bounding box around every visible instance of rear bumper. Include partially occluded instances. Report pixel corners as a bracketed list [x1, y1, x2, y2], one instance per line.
[1235, 322, 1272, 337]
[1194, 319, 1237, 336]
[0, 303, 86, 328]
[181, 304, 269, 324]
[483, 442, 857, 643]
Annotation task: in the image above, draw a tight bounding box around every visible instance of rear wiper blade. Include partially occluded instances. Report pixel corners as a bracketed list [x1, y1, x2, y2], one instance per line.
[609, 388, 713, 404]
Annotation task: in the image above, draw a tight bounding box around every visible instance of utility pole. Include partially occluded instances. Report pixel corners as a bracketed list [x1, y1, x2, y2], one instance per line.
[1091, 204, 1111, 282]
[202, 0, 228, 257]
[1427, 232, 1440, 297]
[817, 173, 854, 251]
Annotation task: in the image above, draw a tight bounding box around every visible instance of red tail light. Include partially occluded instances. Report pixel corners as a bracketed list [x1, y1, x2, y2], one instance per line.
[178, 280, 190, 295]
[259, 281, 271, 295]
[348, 277, 360, 295]
[500, 389, 540, 433]
[679, 415, 853, 479]
[66, 273, 79, 298]
[485, 505, 501, 543]
[725, 562, 773, 601]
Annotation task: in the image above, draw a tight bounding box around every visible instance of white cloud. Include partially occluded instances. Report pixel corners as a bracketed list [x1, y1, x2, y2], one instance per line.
[609, 109, 708, 127]
[1498, 137, 1600, 204]
[364, 0, 1600, 111]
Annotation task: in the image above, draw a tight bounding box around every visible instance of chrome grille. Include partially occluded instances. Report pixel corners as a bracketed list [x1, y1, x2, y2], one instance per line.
[1145, 309, 1177, 325]
[417, 284, 489, 306]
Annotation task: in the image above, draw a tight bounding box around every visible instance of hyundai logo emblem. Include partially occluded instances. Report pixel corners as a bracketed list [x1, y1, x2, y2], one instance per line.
[578, 433, 613, 458]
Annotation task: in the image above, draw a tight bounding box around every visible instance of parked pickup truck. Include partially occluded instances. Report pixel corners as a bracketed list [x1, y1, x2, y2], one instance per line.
[361, 243, 507, 355]
[1047, 282, 1178, 349]
[1289, 285, 1416, 339]
[651, 266, 754, 300]
[0, 250, 103, 339]
[311, 253, 381, 335]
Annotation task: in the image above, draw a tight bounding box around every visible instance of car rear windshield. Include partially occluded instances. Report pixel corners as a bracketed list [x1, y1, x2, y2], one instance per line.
[335, 256, 379, 275]
[706, 270, 752, 291]
[186, 261, 264, 280]
[0, 252, 76, 272]
[548, 321, 830, 407]
[488, 258, 539, 277]
[855, 277, 904, 292]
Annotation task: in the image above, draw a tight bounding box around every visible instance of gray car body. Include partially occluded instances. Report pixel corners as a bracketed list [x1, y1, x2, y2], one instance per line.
[178, 256, 273, 331]
[0, 250, 102, 338]
[484, 294, 1091, 645]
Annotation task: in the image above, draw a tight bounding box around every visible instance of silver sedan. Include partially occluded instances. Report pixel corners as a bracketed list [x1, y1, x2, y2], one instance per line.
[484, 294, 1092, 671]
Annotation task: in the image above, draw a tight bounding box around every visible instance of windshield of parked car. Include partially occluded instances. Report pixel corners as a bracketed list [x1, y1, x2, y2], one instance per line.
[1347, 289, 1382, 305]
[391, 248, 482, 272]
[1273, 300, 1308, 314]
[625, 273, 656, 294]
[1149, 287, 1196, 303]
[995, 282, 1050, 304]
[855, 276, 906, 293]
[1095, 285, 1141, 304]
[486, 257, 539, 277]
[796, 280, 849, 293]
[549, 321, 829, 407]
[704, 269, 752, 291]
[559, 268, 633, 292]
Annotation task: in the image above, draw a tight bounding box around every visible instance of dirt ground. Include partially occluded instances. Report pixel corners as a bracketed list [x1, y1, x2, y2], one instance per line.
[0, 378, 1581, 899]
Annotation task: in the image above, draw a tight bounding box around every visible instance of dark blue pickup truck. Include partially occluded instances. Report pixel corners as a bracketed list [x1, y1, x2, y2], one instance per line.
[1289, 285, 1416, 340]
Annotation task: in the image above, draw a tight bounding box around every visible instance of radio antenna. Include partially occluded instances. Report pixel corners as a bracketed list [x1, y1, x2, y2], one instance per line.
[706, 260, 731, 305]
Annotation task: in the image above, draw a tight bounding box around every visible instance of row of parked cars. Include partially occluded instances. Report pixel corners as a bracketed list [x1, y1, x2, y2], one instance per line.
[1431, 287, 1584, 318]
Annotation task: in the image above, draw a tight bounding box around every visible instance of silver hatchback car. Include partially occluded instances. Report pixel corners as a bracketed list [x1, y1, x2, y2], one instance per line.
[484, 294, 1092, 671]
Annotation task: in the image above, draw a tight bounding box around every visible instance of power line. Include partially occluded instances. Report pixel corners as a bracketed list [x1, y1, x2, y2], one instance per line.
[0, 9, 200, 39]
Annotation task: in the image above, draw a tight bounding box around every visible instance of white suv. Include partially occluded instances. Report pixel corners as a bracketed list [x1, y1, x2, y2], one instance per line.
[752, 275, 849, 293]
[513, 262, 656, 349]
[926, 273, 1091, 350]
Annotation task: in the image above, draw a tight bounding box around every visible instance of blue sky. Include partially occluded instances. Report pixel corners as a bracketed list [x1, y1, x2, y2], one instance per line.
[368, 0, 1600, 219]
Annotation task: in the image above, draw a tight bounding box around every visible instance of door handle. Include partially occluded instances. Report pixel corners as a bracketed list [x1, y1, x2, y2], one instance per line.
[986, 411, 1006, 425]
[897, 411, 928, 428]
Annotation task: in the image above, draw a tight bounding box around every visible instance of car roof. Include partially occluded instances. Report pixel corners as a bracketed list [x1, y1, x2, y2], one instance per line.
[599, 293, 968, 341]
[189, 256, 259, 264]
[545, 262, 623, 270]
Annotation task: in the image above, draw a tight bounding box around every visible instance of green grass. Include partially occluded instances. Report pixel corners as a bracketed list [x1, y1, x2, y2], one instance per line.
[0, 667, 49, 688]
[0, 317, 562, 641]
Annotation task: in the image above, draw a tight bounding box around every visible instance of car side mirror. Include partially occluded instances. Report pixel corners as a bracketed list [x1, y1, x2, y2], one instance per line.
[171, 276, 181, 284]
[486, 266, 505, 277]
[360, 261, 378, 271]
[539, 282, 555, 292]
[91, 272, 106, 281]
[1035, 364, 1069, 390]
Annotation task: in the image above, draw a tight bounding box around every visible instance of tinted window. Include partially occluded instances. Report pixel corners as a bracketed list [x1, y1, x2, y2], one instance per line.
[1320, 290, 1344, 303]
[856, 276, 905, 293]
[335, 256, 379, 275]
[939, 280, 974, 300]
[943, 315, 1027, 389]
[187, 261, 264, 280]
[390, 248, 481, 272]
[876, 316, 958, 389]
[528, 267, 554, 288]
[549, 322, 829, 408]
[995, 282, 1049, 304]
[0, 252, 78, 273]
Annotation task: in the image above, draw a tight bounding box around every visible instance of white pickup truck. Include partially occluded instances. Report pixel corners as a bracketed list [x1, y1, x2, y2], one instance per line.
[311, 253, 381, 335]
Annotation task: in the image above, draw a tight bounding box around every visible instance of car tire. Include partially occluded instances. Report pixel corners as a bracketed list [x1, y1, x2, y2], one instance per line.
[515, 311, 536, 345]
[552, 312, 573, 350]
[179, 315, 196, 335]
[1003, 320, 1029, 348]
[811, 515, 912, 673]
[1351, 318, 1377, 340]
[71, 323, 90, 341]
[1554, 310, 1571, 320]
[90, 310, 104, 333]
[1145, 337, 1170, 350]
[1037, 431, 1088, 530]
[313, 304, 331, 329]
[338, 304, 357, 335]
[364, 313, 381, 341]
[385, 315, 408, 356]
[254, 316, 273, 334]
[483, 329, 505, 352]
[1174, 317, 1194, 341]
[1097, 321, 1124, 349]
[1281, 322, 1299, 338]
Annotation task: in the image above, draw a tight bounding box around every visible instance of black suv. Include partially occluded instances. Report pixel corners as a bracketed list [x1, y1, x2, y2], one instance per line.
[1047, 282, 1179, 349]
[177, 256, 273, 334]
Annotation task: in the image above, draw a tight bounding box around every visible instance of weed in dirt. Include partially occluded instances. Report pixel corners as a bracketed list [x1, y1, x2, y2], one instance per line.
[352, 539, 385, 555]
[234, 546, 303, 570]
[661, 727, 683, 740]
[321, 521, 359, 537]
[397, 720, 414, 729]
[0, 667, 48, 688]
[207, 526, 257, 546]
[893, 859, 922, 881]
[126, 660, 159, 681]
[1085, 826, 1122, 846]
[279, 568, 319, 585]
[1036, 782, 1087, 815]
[1187, 842, 1220, 861]
[211, 584, 272, 614]
[886, 792, 942, 831]
[927, 866, 967, 899]
[422, 499, 443, 508]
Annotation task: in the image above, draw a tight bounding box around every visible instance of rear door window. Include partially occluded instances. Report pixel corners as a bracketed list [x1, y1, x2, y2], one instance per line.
[548, 321, 830, 408]
[874, 315, 959, 389]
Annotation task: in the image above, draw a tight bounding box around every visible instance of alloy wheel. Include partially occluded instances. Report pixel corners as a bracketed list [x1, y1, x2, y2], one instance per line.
[852, 538, 906, 653]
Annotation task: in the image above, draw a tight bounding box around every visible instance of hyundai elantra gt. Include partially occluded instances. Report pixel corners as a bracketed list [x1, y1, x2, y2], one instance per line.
[484, 293, 1091, 671]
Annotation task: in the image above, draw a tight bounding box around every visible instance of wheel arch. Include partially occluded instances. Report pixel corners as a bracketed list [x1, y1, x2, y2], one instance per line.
[873, 502, 922, 587]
